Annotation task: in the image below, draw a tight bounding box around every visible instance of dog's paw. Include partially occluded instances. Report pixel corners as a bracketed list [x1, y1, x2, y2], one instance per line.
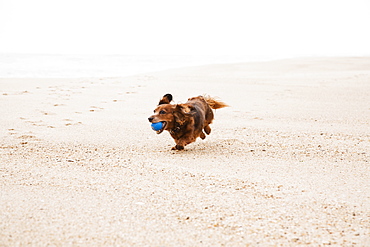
[200, 132, 206, 140]
[172, 145, 184, 151]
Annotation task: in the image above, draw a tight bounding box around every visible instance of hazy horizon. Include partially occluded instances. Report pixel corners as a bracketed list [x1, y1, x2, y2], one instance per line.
[1, 0, 370, 57]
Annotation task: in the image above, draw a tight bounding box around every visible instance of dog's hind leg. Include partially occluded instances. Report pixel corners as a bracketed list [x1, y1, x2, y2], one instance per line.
[200, 132, 206, 140]
[204, 125, 211, 135]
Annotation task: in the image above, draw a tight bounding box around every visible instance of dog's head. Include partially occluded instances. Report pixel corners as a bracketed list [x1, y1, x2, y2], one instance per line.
[148, 94, 193, 134]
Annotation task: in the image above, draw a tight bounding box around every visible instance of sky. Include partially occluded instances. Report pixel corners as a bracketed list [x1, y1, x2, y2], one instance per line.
[0, 0, 369, 57]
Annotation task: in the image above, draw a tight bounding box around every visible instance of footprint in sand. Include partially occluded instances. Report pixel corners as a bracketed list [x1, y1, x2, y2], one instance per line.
[20, 117, 58, 128]
[20, 90, 30, 94]
[17, 134, 40, 144]
[89, 106, 104, 112]
[63, 119, 73, 126]
[39, 110, 56, 116]
[21, 118, 45, 127]
[18, 134, 36, 139]
[63, 119, 82, 126]
[8, 129, 17, 135]
[1, 91, 30, 96]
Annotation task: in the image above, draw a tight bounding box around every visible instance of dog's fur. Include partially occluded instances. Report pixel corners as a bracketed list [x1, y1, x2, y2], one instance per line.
[148, 94, 228, 150]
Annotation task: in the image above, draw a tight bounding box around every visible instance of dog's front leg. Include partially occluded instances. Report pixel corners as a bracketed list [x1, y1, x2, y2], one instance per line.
[172, 144, 185, 150]
[172, 138, 188, 150]
[172, 134, 195, 151]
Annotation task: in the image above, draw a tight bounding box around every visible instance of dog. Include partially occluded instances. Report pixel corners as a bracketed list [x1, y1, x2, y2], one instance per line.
[148, 94, 228, 150]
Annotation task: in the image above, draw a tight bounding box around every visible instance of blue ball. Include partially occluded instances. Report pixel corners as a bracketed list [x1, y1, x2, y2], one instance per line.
[151, 122, 163, 131]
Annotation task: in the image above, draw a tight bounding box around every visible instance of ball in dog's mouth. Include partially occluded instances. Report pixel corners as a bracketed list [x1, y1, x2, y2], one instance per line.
[151, 121, 166, 134]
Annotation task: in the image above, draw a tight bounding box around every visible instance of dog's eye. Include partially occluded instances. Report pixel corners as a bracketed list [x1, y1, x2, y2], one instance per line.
[159, 110, 166, 114]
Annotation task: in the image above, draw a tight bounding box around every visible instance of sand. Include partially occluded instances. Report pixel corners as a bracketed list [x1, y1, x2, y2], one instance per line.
[1, 57, 369, 246]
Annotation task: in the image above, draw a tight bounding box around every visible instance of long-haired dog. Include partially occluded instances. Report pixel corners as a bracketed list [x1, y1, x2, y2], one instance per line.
[148, 94, 228, 150]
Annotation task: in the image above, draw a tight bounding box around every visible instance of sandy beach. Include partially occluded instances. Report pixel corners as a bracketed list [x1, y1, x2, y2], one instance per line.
[1, 57, 369, 246]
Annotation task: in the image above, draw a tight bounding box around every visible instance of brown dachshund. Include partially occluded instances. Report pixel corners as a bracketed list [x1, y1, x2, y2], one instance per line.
[148, 94, 228, 150]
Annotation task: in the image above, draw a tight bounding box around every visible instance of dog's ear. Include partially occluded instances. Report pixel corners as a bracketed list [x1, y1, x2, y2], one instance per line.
[174, 105, 185, 125]
[174, 104, 193, 125]
[158, 94, 173, 105]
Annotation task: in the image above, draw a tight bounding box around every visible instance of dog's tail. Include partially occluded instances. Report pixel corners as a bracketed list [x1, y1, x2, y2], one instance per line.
[203, 95, 229, 109]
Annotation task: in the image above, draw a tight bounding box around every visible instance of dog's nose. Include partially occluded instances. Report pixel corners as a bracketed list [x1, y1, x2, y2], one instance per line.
[148, 117, 154, 122]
